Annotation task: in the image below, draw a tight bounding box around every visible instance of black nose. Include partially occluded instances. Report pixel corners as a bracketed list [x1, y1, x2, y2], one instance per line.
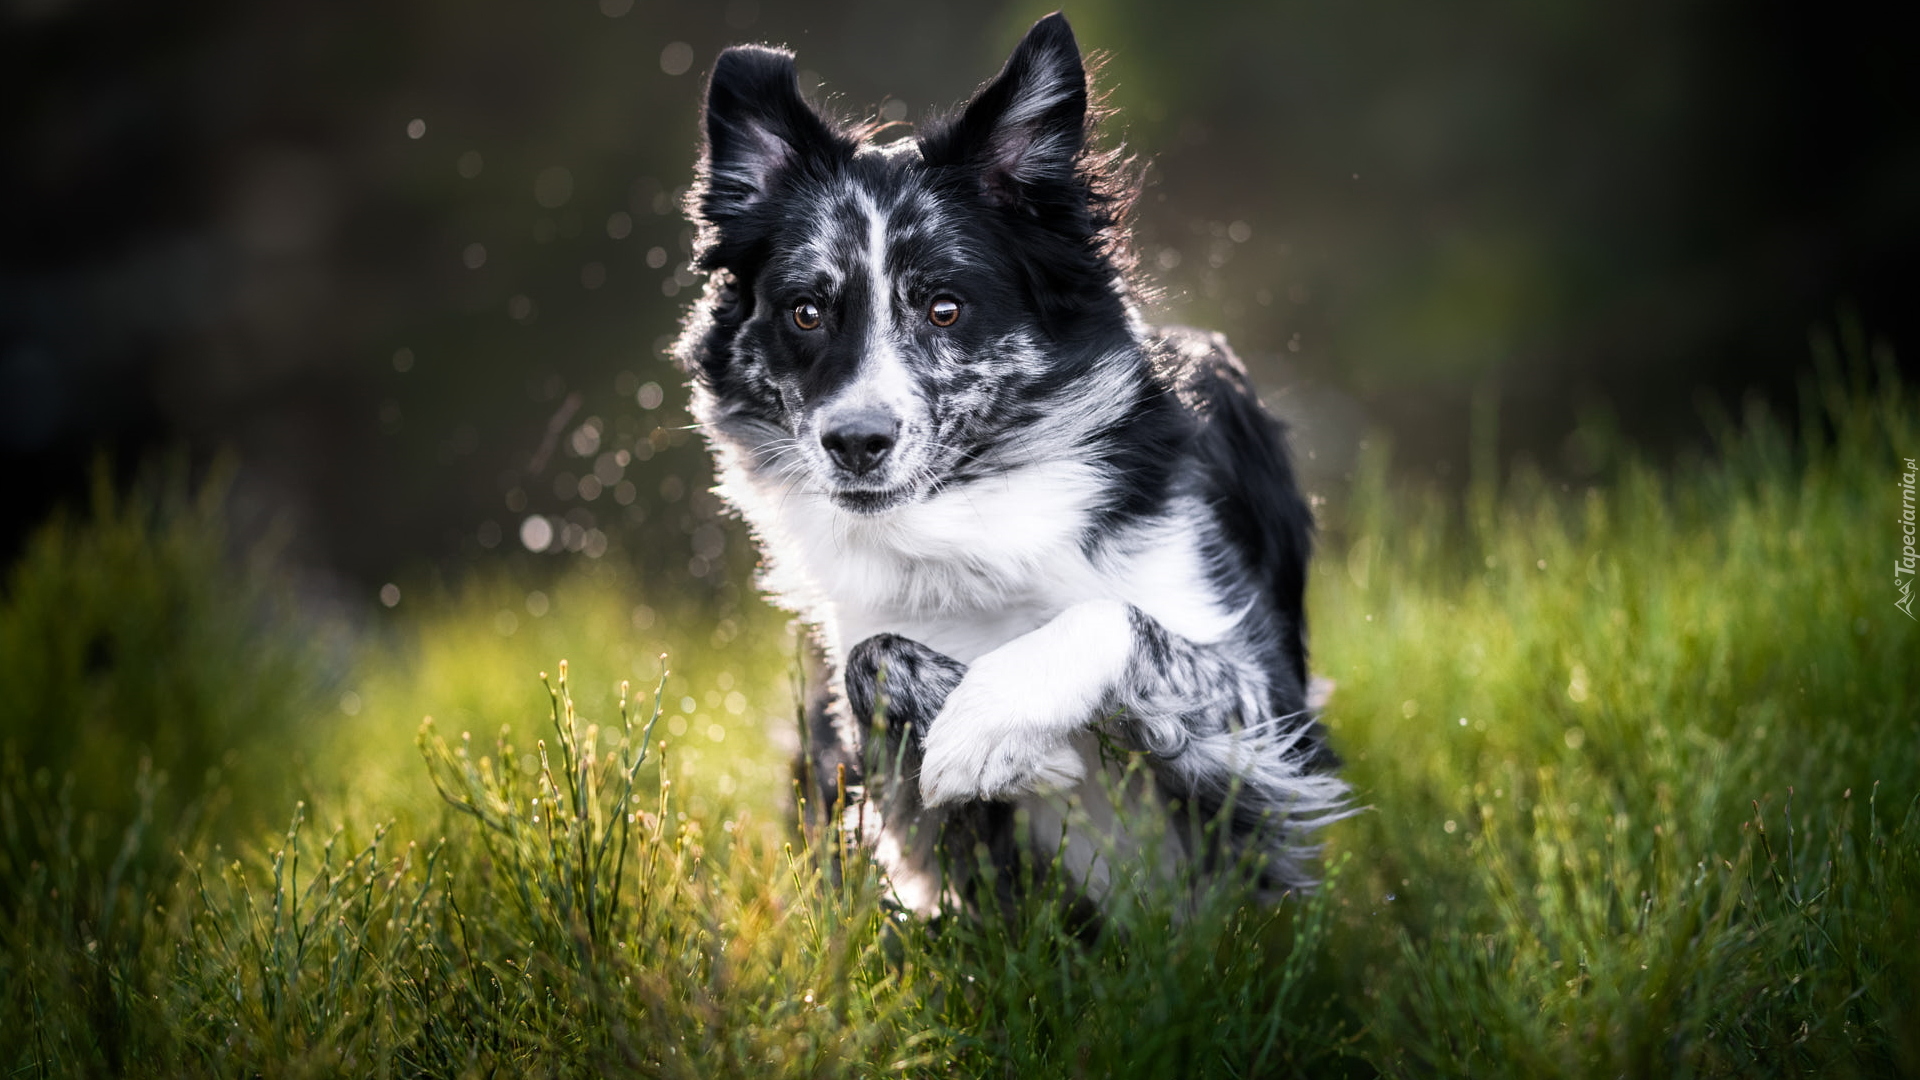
[820, 411, 898, 476]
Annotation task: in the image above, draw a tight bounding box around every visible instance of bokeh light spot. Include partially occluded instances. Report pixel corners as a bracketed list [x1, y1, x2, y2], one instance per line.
[691, 523, 725, 560]
[519, 515, 554, 552]
[569, 420, 602, 457]
[1567, 662, 1591, 703]
[405, 118, 426, 140]
[534, 166, 574, 209]
[660, 42, 694, 77]
[379, 583, 401, 607]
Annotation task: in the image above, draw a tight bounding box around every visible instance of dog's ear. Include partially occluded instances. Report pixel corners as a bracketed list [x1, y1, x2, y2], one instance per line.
[924, 12, 1087, 207]
[693, 45, 843, 236]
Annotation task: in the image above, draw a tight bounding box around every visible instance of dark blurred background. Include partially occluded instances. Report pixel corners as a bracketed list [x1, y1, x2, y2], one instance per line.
[4, 0, 1914, 591]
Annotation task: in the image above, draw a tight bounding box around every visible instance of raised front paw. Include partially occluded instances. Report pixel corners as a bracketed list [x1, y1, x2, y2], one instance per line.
[917, 666, 1089, 807]
[845, 633, 967, 744]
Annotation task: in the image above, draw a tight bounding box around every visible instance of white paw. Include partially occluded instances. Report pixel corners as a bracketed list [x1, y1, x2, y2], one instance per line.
[914, 600, 1134, 807]
[917, 653, 1096, 807]
[920, 725, 1085, 807]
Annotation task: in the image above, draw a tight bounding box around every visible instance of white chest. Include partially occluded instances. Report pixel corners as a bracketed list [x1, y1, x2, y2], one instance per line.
[720, 457, 1237, 664]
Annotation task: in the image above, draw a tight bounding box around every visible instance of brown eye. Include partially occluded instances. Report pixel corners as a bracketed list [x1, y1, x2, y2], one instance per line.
[928, 297, 960, 327]
[792, 301, 822, 331]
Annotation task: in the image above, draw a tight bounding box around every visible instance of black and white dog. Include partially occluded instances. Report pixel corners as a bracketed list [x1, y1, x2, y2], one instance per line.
[675, 13, 1348, 912]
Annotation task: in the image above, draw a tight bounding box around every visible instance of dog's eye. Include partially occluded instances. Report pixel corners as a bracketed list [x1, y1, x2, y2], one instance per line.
[793, 301, 822, 331]
[928, 297, 961, 327]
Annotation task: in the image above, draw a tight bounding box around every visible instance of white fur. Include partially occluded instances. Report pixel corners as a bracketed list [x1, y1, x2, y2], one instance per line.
[724, 447, 1235, 659]
[918, 598, 1131, 805]
[822, 196, 917, 419]
[863, 192, 892, 314]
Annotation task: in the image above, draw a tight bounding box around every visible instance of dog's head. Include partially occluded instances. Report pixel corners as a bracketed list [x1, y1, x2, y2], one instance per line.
[677, 13, 1138, 515]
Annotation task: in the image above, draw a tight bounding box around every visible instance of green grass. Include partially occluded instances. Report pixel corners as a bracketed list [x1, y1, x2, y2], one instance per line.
[2, 363, 1915, 1078]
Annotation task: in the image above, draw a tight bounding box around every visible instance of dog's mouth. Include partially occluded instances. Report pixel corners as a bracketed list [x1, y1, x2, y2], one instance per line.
[829, 484, 916, 515]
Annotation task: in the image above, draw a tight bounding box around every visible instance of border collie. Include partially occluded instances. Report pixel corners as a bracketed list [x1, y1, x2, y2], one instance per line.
[675, 12, 1348, 912]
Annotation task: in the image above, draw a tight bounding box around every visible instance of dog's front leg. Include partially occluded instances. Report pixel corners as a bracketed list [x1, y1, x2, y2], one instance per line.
[918, 599, 1139, 807]
[844, 633, 967, 790]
